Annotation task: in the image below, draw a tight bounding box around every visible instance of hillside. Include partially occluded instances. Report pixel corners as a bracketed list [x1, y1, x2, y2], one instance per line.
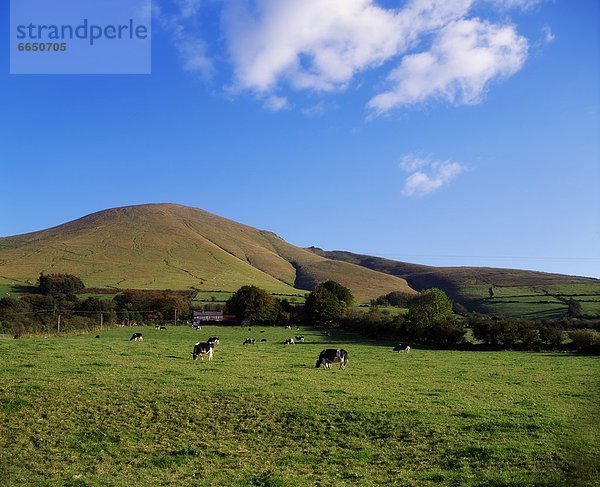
[308, 248, 600, 317]
[0, 204, 414, 301]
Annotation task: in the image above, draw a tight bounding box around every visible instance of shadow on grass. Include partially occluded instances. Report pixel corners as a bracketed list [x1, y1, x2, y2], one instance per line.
[1, 285, 38, 295]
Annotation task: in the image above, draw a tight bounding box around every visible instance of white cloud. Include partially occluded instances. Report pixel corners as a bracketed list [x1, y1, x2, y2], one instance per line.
[223, 0, 474, 94]
[369, 19, 527, 113]
[157, 0, 543, 113]
[263, 95, 290, 111]
[400, 154, 466, 197]
[541, 25, 555, 44]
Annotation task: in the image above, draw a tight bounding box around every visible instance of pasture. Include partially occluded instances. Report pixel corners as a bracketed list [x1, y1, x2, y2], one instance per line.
[466, 284, 600, 319]
[0, 326, 598, 486]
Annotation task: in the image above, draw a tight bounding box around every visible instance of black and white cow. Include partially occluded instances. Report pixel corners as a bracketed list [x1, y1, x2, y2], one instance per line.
[192, 324, 202, 330]
[393, 344, 411, 353]
[243, 338, 255, 345]
[207, 336, 220, 345]
[295, 336, 305, 342]
[315, 349, 348, 369]
[130, 333, 143, 341]
[284, 338, 295, 345]
[191, 342, 214, 360]
[155, 325, 167, 330]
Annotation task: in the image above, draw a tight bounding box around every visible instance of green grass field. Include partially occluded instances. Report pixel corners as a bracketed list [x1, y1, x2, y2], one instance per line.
[463, 285, 600, 319]
[1, 326, 598, 486]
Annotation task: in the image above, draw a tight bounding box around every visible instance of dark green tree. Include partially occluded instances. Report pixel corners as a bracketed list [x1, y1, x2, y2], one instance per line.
[304, 287, 343, 325]
[37, 273, 85, 295]
[539, 324, 564, 348]
[567, 299, 582, 318]
[407, 288, 453, 331]
[226, 286, 278, 325]
[371, 291, 414, 307]
[319, 281, 354, 307]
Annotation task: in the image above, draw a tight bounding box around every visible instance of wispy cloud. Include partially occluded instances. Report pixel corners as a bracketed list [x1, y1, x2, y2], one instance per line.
[541, 25, 555, 44]
[154, 0, 213, 78]
[263, 95, 290, 111]
[368, 19, 527, 114]
[486, 0, 546, 11]
[301, 101, 328, 118]
[400, 154, 466, 197]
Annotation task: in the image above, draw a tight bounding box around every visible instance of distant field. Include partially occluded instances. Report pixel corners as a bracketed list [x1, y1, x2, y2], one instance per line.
[464, 285, 600, 319]
[0, 326, 597, 486]
[0, 284, 36, 297]
[477, 301, 567, 319]
[352, 305, 407, 316]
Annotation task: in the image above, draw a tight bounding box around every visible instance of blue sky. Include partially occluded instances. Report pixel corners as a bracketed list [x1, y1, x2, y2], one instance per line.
[1, 0, 599, 278]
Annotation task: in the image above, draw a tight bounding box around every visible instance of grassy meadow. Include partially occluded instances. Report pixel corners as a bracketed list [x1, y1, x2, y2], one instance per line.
[464, 285, 600, 319]
[1, 326, 598, 486]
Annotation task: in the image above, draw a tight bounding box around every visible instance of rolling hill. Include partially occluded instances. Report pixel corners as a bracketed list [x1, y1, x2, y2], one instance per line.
[0, 204, 415, 301]
[307, 248, 600, 317]
[1, 203, 598, 316]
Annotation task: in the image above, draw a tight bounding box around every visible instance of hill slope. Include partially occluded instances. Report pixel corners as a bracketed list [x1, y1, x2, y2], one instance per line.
[0, 204, 414, 301]
[308, 248, 600, 317]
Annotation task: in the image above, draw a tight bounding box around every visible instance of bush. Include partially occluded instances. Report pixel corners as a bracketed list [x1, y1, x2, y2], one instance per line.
[37, 273, 85, 295]
[371, 291, 413, 307]
[12, 322, 25, 338]
[418, 320, 466, 346]
[539, 324, 564, 348]
[113, 290, 189, 324]
[570, 329, 600, 352]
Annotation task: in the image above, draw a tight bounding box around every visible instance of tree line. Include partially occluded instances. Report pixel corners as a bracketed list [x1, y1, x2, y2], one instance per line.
[1, 273, 599, 352]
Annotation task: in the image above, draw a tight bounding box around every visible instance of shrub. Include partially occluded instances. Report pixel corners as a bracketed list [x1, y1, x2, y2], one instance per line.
[37, 273, 85, 295]
[570, 329, 600, 351]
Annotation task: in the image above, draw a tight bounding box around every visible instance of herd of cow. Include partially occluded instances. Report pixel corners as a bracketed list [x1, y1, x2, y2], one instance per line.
[128, 329, 411, 370]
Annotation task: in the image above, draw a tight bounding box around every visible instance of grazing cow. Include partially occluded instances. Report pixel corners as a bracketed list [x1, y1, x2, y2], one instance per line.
[243, 338, 255, 345]
[284, 338, 295, 345]
[285, 326, 292, 329]
[191, 342, 214, 361]
[130, 333, 143, 342]
[295, 336, 305, 342]
[393, 344, 411, 353]
[94, 335, 100, 339]
[192, 324, 202, 330]
[155, 325, 167, 330]
[207, 336, 220, 345]
[315, 349, 348, 369]
[260, 338, 267, 342]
